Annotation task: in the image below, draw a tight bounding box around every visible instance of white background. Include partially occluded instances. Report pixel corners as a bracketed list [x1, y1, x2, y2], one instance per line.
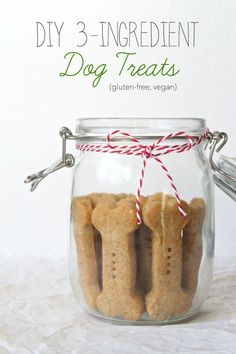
[0, 0, 235, 257]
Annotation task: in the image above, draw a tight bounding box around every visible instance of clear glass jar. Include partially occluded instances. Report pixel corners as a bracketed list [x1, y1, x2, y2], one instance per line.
[69, 118, 215, 325]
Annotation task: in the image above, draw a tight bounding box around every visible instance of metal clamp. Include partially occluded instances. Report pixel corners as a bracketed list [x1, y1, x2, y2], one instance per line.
[24, 127, 77, 191]
[207, 131, 236, 183]
[25, 127, 236, 193]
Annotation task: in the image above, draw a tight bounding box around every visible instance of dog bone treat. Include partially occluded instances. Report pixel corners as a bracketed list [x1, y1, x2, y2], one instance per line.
[76, 193, 135, 290]
[136, 193, 166, 294]
[133, 195, 152, 293]
[72, 191, 205, 321]
[115, 194, 150, 293]
[136, 223, 153, 293]
[117, 192, 129, 200]
[92, 198, 144, 320]
[116, 194, 151, 295]
[72, 197, 101, 309]
[87, 193, 122, 288]
[87, 192, 134, 288]
[143, 193, 191, 320]
[182, 198, 206, 296]
[87, 192, 119, 207]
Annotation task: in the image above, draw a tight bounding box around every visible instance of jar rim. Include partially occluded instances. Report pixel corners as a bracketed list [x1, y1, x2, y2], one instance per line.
[76, 118, 206, 141]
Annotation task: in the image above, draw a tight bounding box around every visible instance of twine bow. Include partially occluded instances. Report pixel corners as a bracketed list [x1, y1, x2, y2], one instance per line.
[76, 129, 208, 224]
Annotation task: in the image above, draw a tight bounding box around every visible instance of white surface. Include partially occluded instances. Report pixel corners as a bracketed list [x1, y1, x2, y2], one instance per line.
[0, 256, 236, 354]
[0, 0, 236, 257]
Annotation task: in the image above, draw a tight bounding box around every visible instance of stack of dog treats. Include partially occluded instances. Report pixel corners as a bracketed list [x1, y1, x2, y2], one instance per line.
[72, 193, 205, 321]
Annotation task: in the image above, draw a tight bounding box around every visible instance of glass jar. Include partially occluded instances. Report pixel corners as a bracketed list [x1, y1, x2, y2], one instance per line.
[25, 118, 236, 325]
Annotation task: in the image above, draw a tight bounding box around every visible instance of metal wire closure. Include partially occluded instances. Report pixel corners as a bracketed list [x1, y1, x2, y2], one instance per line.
[207, 131, 236, 183]
[24, 127, 76, 191]
[25, 127, 236, 212]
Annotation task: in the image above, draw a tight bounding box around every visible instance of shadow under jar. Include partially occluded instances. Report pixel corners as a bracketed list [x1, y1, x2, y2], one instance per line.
[69, 118, 215, 325]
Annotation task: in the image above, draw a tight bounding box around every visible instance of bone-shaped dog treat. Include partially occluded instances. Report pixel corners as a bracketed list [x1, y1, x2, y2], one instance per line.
[136, 194, 167, 294]
[182, 198, 206, 296]
[92, 198, 144, 320]
[143, 193, 191, 320]
[117, 193, 128, 200]
[136, 223, 153, 293]
[94, 229, 103, 289]
[87, 193, 119, 208]
[87, 193, 121, 289]
[116, 194, 150, 295]
[72, 197, 101, 309]
[110, 194, 149, 294]
[78, 193, 132, 290]
[132, 195, 152, 293]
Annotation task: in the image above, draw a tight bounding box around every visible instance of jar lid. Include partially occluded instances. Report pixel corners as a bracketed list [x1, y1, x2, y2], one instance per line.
[76, 118, 206, 141]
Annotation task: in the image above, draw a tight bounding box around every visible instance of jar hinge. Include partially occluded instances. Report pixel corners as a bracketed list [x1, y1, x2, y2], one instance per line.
[25, 128, 236, 193]
[24, 127, 78, 191]
[207, 131, 236, 183]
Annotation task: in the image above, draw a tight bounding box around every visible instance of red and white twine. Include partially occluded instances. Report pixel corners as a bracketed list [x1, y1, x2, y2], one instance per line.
[76, 129, 209, 224]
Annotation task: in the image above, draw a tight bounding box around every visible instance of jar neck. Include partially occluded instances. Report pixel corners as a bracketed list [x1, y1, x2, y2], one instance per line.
[75, 118, 207, 142]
